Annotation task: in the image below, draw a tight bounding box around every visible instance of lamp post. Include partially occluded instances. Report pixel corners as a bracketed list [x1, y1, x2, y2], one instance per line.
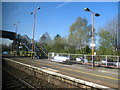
[14, 22, 20, 34]
[31, 7, 40, 58]
[84, 8, 100, 67]
[14, 21, 20, 55]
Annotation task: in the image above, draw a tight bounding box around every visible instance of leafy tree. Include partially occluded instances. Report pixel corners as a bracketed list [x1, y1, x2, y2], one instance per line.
[97, 29, 114, 55]
[1, 44, 11, 52]
[97, 17, 119, 55]
[40, 35, 47, 45]
[39, 32, 52, 45]
[84, 45, 91, 54]
[50, 34, 65, 53]
[68, 17, 91, 52]
[54, 34, 61, 42]
[105, 17, 118, 52]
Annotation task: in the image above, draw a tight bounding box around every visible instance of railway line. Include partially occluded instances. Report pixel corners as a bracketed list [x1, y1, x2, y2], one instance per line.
[2, 62, 59, 89]
[2, 68, 37, 90]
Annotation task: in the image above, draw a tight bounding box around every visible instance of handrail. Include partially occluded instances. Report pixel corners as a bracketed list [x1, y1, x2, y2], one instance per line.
[22, 43, 31, 51]
[35, 45, 48, 57]
[20, 42, 48, 58]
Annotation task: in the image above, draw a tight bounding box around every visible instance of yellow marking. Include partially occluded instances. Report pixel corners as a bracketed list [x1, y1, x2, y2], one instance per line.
[17, 59, 119, 81]
[32, 61, 120, 81]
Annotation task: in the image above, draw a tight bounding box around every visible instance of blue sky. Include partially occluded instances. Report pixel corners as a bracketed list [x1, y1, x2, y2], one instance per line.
[2, 2, 118, 43]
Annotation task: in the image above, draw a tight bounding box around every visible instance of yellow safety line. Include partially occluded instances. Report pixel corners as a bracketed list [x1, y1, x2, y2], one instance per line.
[32, 61, 120, 81]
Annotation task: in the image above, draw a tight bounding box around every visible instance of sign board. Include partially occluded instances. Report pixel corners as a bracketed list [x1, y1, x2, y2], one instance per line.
[90, 43, 96, 47]
[94, 52, 96, 55]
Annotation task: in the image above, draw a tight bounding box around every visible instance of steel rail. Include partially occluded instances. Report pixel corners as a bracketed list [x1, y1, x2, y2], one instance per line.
[2, 67, 37, 90]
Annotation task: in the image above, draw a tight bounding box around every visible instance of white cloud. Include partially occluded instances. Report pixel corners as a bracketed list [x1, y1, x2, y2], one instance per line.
[56, 0, 72, 8]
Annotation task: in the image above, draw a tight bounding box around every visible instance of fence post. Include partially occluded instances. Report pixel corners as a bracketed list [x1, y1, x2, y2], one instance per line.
[92, 55, 94, 68]
[106, 55, 108, 67]
[48, 53, 49, 60]
[117, 56, 119, 68]
[68, 54, 70, 60]
[84, 55, 86, 65]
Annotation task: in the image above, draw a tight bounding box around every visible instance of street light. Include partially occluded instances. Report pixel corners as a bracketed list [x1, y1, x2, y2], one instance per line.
[31, 7, 40, 58]
[14, 21, 20, 34]
[14, 21, 20, 55]
[84, 8, 100, 67]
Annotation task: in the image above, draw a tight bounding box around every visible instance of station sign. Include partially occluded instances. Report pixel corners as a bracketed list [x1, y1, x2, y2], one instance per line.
[90, 43, 96, 47]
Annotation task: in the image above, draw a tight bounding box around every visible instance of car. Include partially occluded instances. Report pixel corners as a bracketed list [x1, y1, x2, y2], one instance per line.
[76, 57, 84, 62]
[101, 59, 114, 65]
[76, 57, 88, 63]
[101, 59, 106, 64]
[52, 55, 70, 62]
[3, 51, 8, 55]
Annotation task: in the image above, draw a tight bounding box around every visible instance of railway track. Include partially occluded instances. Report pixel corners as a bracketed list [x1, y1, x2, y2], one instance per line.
[2, 61, 59, 89]
[2, 68, 37, 90]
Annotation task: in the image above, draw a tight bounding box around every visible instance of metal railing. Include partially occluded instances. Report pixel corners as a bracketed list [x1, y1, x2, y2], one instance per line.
[48, 52, 120, 68]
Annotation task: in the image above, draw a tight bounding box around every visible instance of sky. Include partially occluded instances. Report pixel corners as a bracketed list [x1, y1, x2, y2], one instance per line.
[2, 2, 118, 45]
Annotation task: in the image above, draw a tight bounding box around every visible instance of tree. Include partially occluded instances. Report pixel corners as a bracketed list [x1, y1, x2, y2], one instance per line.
[40, 35, 47, 45]
[105, 17, 118, 53]
[50, 34, 65, 53]
[68, 17, 91, 53]
[39, 32, 52, 45]
[97, 16, 119, 55]
[1, 44, 11, 52]
[97, 29, 114, 55]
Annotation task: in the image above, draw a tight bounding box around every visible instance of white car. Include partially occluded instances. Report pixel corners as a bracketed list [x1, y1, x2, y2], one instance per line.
[76, 57, 84, 62]
[76, 57, 88, 63]
[101, 59, 106, 64]
[52, 55, 70, 62]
